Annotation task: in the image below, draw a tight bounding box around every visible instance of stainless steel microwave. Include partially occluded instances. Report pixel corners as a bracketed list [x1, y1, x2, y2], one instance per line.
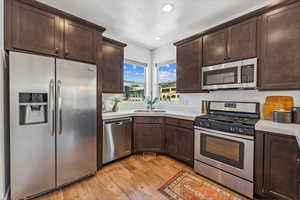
[202, 58, 257, 90]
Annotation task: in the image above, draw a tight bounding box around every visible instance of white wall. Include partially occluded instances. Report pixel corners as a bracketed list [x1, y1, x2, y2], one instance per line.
[151, 44, 176, 99]
[151, 43, 300, 114]
[124, 44, 152, 97]
[0, 0, 5, 198]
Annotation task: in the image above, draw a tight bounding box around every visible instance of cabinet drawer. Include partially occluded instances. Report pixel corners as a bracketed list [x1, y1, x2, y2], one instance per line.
[134, 117, 163, 124]
[165, 118, 194, 129]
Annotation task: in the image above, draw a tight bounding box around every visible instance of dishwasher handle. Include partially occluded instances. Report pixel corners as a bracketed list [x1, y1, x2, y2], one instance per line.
[104, 118, 132, 125]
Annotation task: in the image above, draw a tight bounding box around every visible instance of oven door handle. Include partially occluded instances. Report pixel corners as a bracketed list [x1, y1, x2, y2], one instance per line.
[195, 127, 254, 141]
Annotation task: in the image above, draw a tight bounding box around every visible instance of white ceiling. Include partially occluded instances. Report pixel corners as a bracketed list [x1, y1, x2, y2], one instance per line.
[38, 0, 276, 50]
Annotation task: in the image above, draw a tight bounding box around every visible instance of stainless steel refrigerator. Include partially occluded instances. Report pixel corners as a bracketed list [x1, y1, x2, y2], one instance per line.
[9, 52, 97, 200]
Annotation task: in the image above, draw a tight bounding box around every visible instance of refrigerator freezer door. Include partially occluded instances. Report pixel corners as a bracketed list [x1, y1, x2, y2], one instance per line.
[10, 52, 56, 200]
[56, 59, 97, 186]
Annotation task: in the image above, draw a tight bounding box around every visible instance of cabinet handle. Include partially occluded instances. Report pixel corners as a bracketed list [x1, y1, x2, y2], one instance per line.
[55, 48, 59, 54]
[297, 158, 300, 165]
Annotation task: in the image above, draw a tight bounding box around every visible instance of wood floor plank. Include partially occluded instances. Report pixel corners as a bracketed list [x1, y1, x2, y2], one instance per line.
[34, 155, 245, 200]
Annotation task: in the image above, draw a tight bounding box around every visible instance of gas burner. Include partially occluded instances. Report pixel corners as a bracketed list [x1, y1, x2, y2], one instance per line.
[194, 101, 260, 136]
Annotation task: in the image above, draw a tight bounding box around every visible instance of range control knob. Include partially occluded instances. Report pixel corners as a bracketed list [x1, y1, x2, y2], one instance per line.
[203, 122, 208, 128]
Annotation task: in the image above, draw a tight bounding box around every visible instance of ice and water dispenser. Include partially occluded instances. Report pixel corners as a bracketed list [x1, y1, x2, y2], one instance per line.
[19, 93, 48, 125]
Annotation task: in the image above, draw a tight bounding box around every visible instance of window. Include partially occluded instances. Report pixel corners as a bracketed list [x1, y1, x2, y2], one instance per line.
[124, 60, 146, 102]
[157, 61, 179, 101]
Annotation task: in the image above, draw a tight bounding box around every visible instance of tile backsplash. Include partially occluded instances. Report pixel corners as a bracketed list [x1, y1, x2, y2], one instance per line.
[102, 90, 300, 115]
[158, 90, 300, 115]
[102, 93, 146, 112]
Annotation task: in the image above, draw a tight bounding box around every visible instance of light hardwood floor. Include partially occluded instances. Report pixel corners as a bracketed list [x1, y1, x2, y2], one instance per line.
[35, 155, 255, 200]
[36, 155, 193, 200]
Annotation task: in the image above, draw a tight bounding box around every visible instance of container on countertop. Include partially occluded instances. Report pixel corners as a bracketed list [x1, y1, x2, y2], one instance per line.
[292, 107, 300, 124]
[273, 110, 292, 123]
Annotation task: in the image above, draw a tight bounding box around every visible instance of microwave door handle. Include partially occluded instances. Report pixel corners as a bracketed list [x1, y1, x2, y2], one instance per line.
[57, 80, 63, 135]
[238, 65, 242, 84]
[49, 80, 55, 136]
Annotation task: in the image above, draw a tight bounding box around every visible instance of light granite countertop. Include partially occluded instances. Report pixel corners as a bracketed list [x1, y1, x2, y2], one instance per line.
[102, 111, 200, 121]
[256, 120, 300, 146]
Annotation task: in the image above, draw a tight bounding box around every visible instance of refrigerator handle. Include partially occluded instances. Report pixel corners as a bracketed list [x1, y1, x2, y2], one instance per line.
[57, 80, 63, 135]
[49, 80, 55, 136]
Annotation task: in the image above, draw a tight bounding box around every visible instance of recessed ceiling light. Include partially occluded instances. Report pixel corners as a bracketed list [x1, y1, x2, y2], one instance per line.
[155, 36, 161, 41]
[162, 3, 174, 12]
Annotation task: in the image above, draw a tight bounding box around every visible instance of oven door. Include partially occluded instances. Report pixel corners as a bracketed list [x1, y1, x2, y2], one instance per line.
[202, 61, 242, 90]
[194, 127, 254, 181]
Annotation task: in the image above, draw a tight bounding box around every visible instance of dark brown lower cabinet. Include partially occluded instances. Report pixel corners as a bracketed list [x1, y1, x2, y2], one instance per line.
[255, 131, 300, 200]
[165, 125, 177, 156]
[133, 117, 194, 166]
[165, 120, 194, 166]
[133, 118, 164, 153]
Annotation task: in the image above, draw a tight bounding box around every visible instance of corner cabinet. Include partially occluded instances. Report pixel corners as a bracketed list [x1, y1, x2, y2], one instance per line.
[255, 131, 300, 200]
[259, 2, 300, 90]
[102, 37, 126, 93]
[176, 37, 206, 93]
[203, 18, 257, 66]
[133, 117, 164, 153]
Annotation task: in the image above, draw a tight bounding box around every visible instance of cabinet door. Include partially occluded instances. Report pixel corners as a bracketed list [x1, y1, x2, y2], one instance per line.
[254, 132, 265, 196]
[11, 1, 62, 56]
[203, 29, 228, 66]
[134, 124, 163, 152]
[65, 19, 96, 63]
[102, 42, 124, 93]
[176, 127, 194, 165]
[165, 125, 177, 157]
[264, 134, 298, 200]
[260, 2, 300, 90]
[228, 18, 257, 61]
[176, 38, 204, 93]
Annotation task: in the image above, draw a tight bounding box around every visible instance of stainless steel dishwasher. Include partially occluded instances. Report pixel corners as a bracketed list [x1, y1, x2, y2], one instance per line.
[102, 118, 132, 164]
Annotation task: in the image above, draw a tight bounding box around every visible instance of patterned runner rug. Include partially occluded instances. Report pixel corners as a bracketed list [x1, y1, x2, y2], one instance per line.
[159, 170, 248, 200]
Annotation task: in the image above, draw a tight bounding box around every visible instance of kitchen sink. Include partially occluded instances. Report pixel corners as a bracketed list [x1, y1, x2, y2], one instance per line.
[134, 110, 166, 113]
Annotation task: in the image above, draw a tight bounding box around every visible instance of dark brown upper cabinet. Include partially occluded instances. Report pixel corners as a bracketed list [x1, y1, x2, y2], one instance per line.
[6, 0, 105, 63]
[259, 2, 300, 90]
[203, 18, 257, 66]
[203, 29, 228, 66]
[102, 37, 126, 93]
[227, 18, 257, 61]
[176, 37, 206, 93]
[255, 131, 299, 200]
[11, 0, 62, 57]
[64, 19, 96, 64]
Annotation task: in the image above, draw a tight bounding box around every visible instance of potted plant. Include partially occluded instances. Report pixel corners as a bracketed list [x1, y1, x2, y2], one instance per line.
[143, 96, 159, 111]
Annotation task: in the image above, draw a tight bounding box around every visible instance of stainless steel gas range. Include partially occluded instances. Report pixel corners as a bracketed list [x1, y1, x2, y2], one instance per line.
[194, 101, 260, 199]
